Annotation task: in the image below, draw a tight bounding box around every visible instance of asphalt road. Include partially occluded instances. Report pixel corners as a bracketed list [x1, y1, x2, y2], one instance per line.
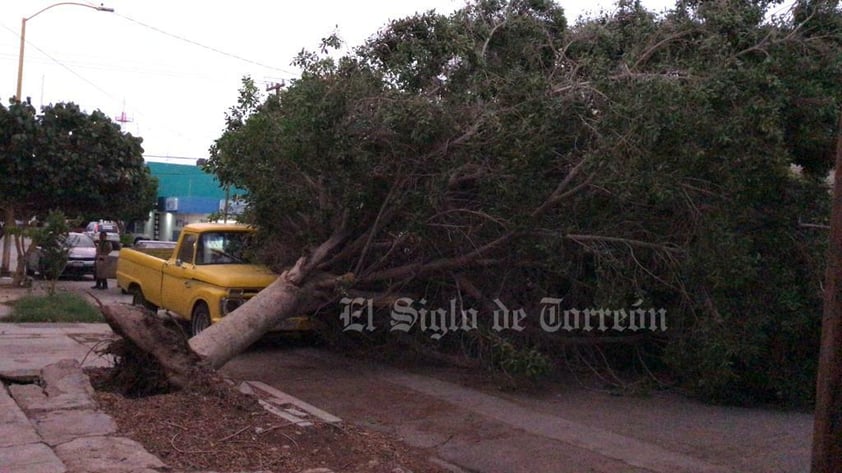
[220, 345, 813, 473]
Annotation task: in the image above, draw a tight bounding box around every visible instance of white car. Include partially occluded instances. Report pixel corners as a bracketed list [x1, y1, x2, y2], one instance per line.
[26, 232, 97, 279]
[84, 220, 121, 244]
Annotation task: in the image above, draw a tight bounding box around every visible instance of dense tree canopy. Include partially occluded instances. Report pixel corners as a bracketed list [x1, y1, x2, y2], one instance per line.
[0, 100, 156, 222]
[208, 0, 841, 405]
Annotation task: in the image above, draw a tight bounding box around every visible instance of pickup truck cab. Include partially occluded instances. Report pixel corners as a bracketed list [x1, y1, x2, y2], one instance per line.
[117, 223, 279, 336]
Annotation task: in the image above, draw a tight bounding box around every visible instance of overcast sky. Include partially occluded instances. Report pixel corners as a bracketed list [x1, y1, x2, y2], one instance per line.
[0, 0, 684, 165]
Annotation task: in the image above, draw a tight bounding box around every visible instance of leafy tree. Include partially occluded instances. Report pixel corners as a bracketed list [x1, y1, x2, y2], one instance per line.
[28, 211, 70, 295]
[1, 100, 155, 219]
[0, 100, 37, 212]
[0, 99, 157, 281]
[34, 102, 153, 218]
[561, 0, 839, 404]
[0, 99, 38, 281]
[112, 172, 158, 227]
[194, 0, 839, 406]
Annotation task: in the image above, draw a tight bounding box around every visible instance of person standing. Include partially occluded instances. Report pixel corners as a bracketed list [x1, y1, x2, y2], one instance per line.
[92, 231, 112, 289]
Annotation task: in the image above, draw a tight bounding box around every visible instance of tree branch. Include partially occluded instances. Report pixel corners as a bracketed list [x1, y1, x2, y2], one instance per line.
[354, 179, 402, 275]
[530, 158, 589, 218]
[632, 29, 697, 70]
[357, 232, 410, 276]
[319, 203, 400, 271]
[287, 210, 350, 285]
[360, 232, 514, 283]
[427, 208, 510, 228]
[480, 5, 511, 60]
[736, 10, 816, 59]
[565, 233, 682, 253]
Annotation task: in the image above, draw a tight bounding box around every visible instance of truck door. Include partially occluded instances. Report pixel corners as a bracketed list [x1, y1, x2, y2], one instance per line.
[161, 232, 198, 318]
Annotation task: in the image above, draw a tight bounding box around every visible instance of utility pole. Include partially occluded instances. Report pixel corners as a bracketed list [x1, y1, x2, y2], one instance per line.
[2, 2, 114, 278]
[266, 81, 284, 95]
[812, 111, 842, 473]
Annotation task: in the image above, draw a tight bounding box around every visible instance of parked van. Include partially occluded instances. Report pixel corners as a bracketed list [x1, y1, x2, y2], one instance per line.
[84, 220, 121, 244]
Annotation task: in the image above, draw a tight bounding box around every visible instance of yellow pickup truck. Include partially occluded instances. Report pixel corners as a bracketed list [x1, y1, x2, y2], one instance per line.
[117, 223, 289, 336]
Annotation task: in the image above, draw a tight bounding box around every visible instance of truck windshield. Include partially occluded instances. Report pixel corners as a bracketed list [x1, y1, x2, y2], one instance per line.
[196, 231, 249, 265]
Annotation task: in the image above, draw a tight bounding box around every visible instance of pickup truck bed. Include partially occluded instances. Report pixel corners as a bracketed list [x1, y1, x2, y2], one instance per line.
[132, 240, 177, 259]
[117, 247, 169, 308]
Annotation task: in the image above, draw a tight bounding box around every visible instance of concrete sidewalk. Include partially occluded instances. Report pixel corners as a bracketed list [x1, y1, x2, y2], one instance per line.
[0, 323, 113, 379]
[0, 323, 166, 473]
[0, 290, 334, 473]
[0, 276, 166, 472]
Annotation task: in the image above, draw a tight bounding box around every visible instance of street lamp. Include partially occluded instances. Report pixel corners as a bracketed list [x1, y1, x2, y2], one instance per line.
[16, 2, 115, 101]
[2, 2, 114, 277]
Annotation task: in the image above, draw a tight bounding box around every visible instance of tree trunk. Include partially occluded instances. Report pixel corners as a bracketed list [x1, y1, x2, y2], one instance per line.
[812, 112, 842, 473]
[102, 303, 210, 390]
[102, 271, 311, 390]
[1, 207, 13, 277]
[189, 271, 305, 369]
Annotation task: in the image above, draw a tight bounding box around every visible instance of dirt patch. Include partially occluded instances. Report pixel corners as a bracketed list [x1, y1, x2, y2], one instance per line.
[88, 368, 447, 473]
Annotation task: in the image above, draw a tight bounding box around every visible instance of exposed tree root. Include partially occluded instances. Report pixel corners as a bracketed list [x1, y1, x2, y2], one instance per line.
[99, 304, 222, 396]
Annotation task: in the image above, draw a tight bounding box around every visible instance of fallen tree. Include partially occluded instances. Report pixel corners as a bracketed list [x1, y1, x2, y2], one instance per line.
[103, 0, 838, 407]
[101, 165, 597, 388]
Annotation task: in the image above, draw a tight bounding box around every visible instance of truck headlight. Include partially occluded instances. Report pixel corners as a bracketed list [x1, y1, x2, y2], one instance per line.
[221, 298, 244, 315]
[221, 289, 245, 316]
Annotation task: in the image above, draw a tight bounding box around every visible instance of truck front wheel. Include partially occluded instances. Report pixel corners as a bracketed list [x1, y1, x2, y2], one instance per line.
[130, 287, 158, 312]
[191, 303, 211, 337]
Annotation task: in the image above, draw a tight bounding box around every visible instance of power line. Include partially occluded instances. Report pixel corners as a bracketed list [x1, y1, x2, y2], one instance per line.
[0, 51, 230, 81]
[0, 21, 196, 143]
[1, 18, 271, 160]
[114, 13, 296, 76]
[0, 22, 119, 103]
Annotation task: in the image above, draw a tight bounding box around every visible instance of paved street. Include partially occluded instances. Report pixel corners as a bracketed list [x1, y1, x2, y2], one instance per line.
[221, 346, 813, 473]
